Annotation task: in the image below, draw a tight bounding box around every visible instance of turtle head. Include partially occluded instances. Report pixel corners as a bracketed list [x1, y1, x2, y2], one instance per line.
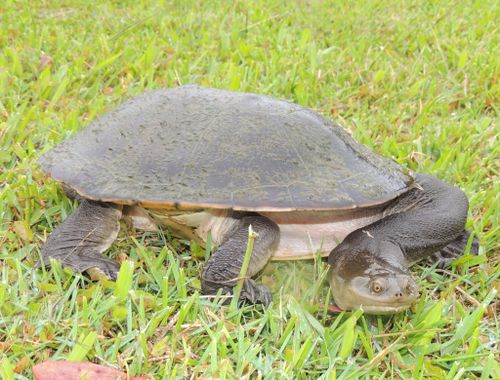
[328, 235, 418, 314]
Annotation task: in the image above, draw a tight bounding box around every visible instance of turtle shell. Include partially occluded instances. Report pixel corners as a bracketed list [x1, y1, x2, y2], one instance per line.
[38, 86, 413, 211]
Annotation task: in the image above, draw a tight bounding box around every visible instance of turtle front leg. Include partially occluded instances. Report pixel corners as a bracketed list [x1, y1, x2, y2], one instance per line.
[38, 200, 122, 280]
[330, 174, 473, 266]
[201, 215, 280, 306]
[328, 174, 475, 312]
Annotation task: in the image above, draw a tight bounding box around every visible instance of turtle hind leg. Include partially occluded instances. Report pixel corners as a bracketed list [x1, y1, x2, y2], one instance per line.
[428, 230, 479, 268]
[38, 200, 123, 280]
[123, 206, 159, 231]
[201, 215, 280, 306]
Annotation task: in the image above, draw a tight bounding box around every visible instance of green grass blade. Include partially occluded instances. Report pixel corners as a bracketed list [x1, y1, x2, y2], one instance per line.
[67, 331, 97, 361]
[114, 260, 134, 301]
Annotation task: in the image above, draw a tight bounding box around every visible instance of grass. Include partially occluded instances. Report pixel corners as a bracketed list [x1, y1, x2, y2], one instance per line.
[0, 0, 498, 378]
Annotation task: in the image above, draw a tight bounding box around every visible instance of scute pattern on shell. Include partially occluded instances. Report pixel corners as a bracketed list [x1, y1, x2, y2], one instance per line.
[38, 86, 413, 211]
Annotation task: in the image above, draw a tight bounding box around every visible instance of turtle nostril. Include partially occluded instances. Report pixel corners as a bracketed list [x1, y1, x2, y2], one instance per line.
[394, 292, 403, 298]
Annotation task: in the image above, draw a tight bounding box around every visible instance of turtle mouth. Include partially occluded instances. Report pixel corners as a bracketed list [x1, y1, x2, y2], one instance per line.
[332, 302, 414, 315]
[333, 294, 417, 314]
[356, 302, 414, 315]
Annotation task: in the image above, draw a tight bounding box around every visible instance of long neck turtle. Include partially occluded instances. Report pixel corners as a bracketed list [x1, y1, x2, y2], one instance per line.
[38, 85, 476, 314]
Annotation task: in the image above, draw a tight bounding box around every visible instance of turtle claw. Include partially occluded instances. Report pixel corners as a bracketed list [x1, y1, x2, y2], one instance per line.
[202, 278, 272, 307]
[428, 251, 457, 269]
[102, 263, 120, 281]
[83, 255, 120, 281]
[428, 231, 479, 269]
[240, 279, 272, 306]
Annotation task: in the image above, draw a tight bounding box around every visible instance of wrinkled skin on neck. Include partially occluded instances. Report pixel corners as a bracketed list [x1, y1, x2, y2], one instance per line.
[328, 237, 419, 314]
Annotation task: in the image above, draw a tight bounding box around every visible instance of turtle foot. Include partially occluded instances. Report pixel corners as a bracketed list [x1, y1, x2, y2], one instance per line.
[428, 231, 479, 268]
[240, 279, 272, 306]
[39, 247, 121, 280]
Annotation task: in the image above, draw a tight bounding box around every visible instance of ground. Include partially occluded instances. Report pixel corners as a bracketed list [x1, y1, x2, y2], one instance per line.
[0, 0, 498, 379]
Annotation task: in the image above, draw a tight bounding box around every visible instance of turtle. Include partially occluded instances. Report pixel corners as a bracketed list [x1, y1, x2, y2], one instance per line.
[37, 85, 477, 314]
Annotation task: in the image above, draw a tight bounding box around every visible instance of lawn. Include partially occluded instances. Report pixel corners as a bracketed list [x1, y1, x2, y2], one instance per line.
[0, 0, 498, 378]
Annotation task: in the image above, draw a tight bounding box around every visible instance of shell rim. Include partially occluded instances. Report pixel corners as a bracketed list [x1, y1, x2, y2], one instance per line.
[46, 170, 415, 212]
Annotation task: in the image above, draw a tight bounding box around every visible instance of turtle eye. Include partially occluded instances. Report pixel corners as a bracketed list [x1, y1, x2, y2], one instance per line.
[371, 280, 384, 294]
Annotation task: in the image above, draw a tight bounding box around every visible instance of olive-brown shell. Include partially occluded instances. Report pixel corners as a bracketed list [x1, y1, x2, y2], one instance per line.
[38, 86, 413, 211]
